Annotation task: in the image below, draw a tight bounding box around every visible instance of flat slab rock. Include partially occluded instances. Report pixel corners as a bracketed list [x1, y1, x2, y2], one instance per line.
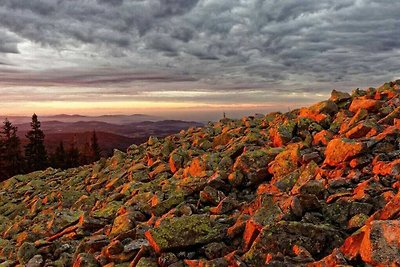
[324, 138, 365, 166]
[243, 221, 344, 265]
[145, 215, 228, 253]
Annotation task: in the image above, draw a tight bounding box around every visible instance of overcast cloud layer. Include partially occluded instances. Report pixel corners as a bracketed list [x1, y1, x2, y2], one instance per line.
[0, 0, 399, 116]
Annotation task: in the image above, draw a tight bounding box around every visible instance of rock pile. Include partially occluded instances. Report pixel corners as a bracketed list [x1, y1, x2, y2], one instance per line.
[1, 80, 400, 266]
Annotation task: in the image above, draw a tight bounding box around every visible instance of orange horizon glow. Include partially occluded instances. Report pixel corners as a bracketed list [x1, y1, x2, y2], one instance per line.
[0, 100, 317, 117]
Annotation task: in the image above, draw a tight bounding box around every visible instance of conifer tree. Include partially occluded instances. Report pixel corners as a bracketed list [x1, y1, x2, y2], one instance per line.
[66, 140, 80, 168]
[25, 114, 48, 172]
[90, 131, 101, 162]
[0, 119, 23, 179]
[53, 141, 67, 169]
[79, 142, 91, 165]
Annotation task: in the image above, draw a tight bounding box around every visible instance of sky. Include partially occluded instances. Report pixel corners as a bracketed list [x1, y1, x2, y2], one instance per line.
[0, 0, 399, 121]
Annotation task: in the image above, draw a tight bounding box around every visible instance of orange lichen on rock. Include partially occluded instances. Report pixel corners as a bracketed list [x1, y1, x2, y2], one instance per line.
[242, 220, 262, 251]
[299, 107, 329, 123]
[349, 98, 382, 113]
[372, 159, 400, 176]
[186, 157, 207, 177]
[345, 123, 373, 139]
[324, 138, 365, 166]
[312, 130, 333, 146]
[359, 220, 400, 266]
[340, 229, 365, 260]
[367, 192, 400, 222]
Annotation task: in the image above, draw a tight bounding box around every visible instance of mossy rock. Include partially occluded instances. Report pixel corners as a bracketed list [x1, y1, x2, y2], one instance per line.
[274, 169, 301, 192]
[268, 143, 301, 179]
[145, 215, 228, 252]
[17, 242, 37, 264]
[136, 257, 158, 267]
[243, 221, 343, 265]
[59, 190, 85, 208]
[252, 196, 283, 226]
[151, 193, 185, 217]
[92, 201, 122, 220]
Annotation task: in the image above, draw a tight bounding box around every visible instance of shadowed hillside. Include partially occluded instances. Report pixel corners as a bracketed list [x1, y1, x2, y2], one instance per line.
[1, 80, 400, 266]
[15, 120, 204, 155]
[35, 132, 140, 156]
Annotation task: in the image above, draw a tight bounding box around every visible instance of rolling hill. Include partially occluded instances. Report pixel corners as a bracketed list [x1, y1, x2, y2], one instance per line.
[15, 120, 204, 155]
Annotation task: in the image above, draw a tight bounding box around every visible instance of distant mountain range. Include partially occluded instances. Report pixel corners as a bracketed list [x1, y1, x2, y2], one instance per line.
[10, 118, 203, 156]
[1, 114, 163, 124]
[14, 120, 203, 138]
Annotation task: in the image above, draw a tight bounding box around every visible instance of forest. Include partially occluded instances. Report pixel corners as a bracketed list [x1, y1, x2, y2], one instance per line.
[0, 114, 101, 182]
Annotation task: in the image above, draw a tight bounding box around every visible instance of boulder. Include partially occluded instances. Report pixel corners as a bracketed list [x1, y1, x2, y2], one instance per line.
[269, 120, 297, 147]
[309, 100, 339, 115]
[26, 255, 44, 267]
[268, 143, 300, 180]
[17, 242, 37, 265]
[313, 130, 334, 146]
[360, 220, 400, 265]
[169, 149, 188, 174]
[73, 253, 99, 267]
[110, 211, 140, 237]
[136, 257, 158, 267]
[233, 149, 276, 185]
[210, 197, 239, 215]
[330, 90, 351, 103]
[203, 242, 229, 260]
[349, 98, 382, 113]
[324, 138, 365, 166]
[243, 221, 343, 265]
[145, 215, 228, 253]
[345, 123, 373, 139]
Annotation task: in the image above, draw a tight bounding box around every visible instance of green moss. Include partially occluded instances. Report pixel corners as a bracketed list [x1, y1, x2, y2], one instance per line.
[147, 215, 227, 252]
[243, 221, 343, 265]
[253, 196, 283, 225]
[59, 190, 85, 208]
[292, 161, 318, 191]
[92, 201, 122, 219]
[297, 117, 315, 131]
[28, 179, 46, 189]
[136, 258, 158, 267]
[0, 202, 23, 217]
[277, 120, 297, 142]
[152, 193, 185, 216]
[244, 132, 262, 143]
[309, 100, 338, 115]
[274, 169, 301, 192]
[17, 242, 37, 264]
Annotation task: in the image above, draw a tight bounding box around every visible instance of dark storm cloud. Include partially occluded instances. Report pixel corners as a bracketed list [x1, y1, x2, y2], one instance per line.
[0, 69, 198, 87]
[0, 30, 19, 54]
[156, 0, 199, 17]
[0, 0, 399, 103]
[97, 0, 124, 6]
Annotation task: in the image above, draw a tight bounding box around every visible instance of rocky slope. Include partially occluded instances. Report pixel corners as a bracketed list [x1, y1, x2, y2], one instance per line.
[1, 80, 400, 266]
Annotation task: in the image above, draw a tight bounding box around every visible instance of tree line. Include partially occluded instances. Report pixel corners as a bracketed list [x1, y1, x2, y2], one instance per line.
[0, 114, 101, 181]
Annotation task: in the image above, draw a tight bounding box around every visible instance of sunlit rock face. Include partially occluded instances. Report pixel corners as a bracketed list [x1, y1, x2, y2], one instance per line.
[1, 80, 400, 266]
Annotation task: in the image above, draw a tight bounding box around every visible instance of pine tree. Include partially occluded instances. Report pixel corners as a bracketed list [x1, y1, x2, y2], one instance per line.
[79, 142, 91, 165]
[25, 114, 48, 172]
[0, 119, 23, 178]
[66, 140, 80, 168]
[90, 131, 101, 162]
[53, 141, 67, 169]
